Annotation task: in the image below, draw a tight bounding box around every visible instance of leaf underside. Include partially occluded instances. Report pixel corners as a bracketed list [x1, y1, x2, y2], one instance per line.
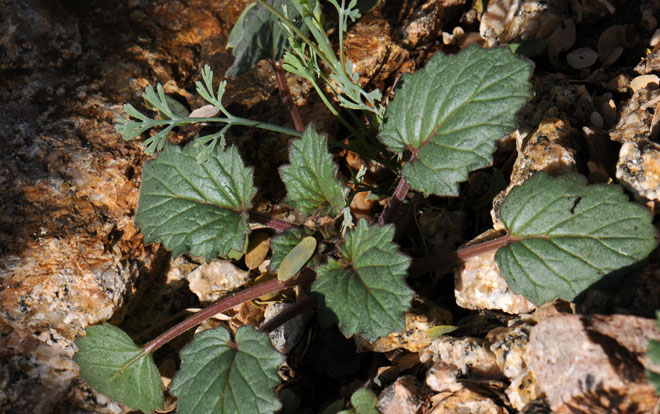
[136, 141, 255, 261]
[312, 220, 413, 340]
[226, 0, 304, 77]
[280, 126, 345, 217]
[496, 173, 658, 305]
[170, 325, 284, 414]
[379, 45, 532, 196]
[74, 324, 163, 414]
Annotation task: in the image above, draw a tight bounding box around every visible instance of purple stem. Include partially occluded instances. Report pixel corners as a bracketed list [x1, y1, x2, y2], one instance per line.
[378, 177, 410, 226]
[409, 234, 511, 274]
[141, 270, 315, 354]
[270, 59, 305, 132]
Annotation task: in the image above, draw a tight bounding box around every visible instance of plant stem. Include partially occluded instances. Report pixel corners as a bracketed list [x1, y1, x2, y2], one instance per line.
[258, 294, 317, 333]
[378, 177, 410, 225]
[409, 233, 511, 274]
[269, 59, 304, 132]
[248, 211, 300, 231]
[144, 116, 304, 138]
[141, 271, 315, 355]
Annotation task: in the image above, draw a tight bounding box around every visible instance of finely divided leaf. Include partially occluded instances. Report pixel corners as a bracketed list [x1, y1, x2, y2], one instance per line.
[312, 220, 412, 340]
[226, 0, 306, 77]
[379, 45, 532, 195]
[74, 324, 163, 414]
[280, 126, 345, 216]
[136, 141, 255, 261]
[170, 325, 284, 414]
[496, 173, 658, 305]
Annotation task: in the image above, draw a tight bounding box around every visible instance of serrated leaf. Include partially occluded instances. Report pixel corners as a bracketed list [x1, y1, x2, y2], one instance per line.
[170, 325, 284, 414]
[312, 220, 412, 340]
[74, 324, 163, 414]
[226, 0, 307, 77]
[379, 45, 532, 196]
[351, 388, 379, 414]
[136, 141, 255, 261]
[280, 126, 345, 216]
[496, 173, 658, 305]
[278, 236, 317, 281]
[647, 311, 660, 394]
[270, 228, 305, 271]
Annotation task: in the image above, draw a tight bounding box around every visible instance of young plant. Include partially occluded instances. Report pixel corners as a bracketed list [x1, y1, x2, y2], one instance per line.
[75, 1, 658, 413]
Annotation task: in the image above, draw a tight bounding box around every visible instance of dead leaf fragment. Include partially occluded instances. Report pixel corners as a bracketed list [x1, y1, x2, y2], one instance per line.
[245, 231, 270, 270]
[566, 47, 598, 69]
[189, 104, 220, 118]
[630, 74, 660, 92]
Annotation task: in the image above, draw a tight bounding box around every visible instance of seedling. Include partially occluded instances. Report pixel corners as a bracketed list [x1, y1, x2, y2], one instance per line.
[75, 1, 658, 413]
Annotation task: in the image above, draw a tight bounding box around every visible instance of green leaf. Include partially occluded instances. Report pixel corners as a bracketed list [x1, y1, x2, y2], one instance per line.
[278, 236, 317, 281]
[74, 324, 163, 414]
[170, 325, 284, 414]
[379, 45, 532, 196]
[351, 388, 379, 414]
[647, 311, 660, 394]
[226, 0, 307, 77]
[136, 140, 255, 261]
[496, 173, 658, 305]
[280, 126, 345, 217]
[312, 220, 413, 340]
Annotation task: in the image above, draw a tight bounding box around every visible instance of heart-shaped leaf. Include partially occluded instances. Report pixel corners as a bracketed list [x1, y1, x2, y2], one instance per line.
[136, 140, 255, 261]
[496, 173, 658, 305]
[312, 220, 413, 340]
[74, 324, 163, 414]
[379, 45, 532, 196]
[171, 325, 284, 414]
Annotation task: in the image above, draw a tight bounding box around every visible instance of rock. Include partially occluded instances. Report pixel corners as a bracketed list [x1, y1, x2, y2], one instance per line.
[637, 50, 660, 74]
[455, 230, 536, 314]
[356, 299, 453, 353]
[528, 314, 660, 413]
[186, 260, 250, 303]
[491, 117, 579, 229]
[429, 387, 506, 414]
[264, 302, 306, 354]
[479, 0, 568, 47]
[610, 88, 660, 201]
[397, 0, 468, 48]
[420, 334, 502, 378]
[0, 0, 268, 411]
[377, 376, 433, 414]
[426, 362, 462, 393]
[343, 14, 409, 92]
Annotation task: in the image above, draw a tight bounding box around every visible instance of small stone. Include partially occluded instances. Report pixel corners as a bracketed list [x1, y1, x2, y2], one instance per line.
[528, 314, 660, 413]
[607, 73, 631, 93]
[377, 376, 433, 414]
[356, 299, 452, 353]
[454, 230, 535, 314]
[426, 362, 462, 393]
[630, 74, 660, 92]
[600, 99, 617, 125]
[566, 47, 598, 69]
[420, 335, 501, 378]
[186, 260, 250, 303]
[651, 29, 660, 47]
[429, 387, 506, 414]
[589, 111, 604, 128]
[643, 9, 657, 32]
[636, 50, 660, 74]
[264, 302, 306, 354]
